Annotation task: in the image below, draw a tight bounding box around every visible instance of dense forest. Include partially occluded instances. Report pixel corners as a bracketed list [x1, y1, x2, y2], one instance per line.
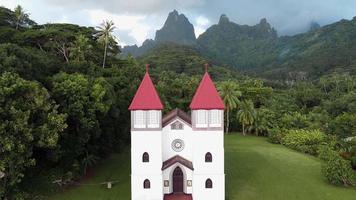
[0, 5, 355, 200]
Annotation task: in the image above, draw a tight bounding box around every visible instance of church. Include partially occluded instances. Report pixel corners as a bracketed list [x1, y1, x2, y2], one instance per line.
[129, 65, 225, 200]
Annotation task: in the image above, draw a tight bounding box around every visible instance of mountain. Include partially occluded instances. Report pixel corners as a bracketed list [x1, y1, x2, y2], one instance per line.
[197, 14, 356, 79]
[309, 21, 321, 31]
[124, 10, 356, 80]
[155, 10, 196, 45]
[122, 10, 196, 57]
[197, 14, 278, 70]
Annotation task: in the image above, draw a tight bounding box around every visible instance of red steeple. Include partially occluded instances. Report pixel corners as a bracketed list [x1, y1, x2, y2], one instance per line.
[129, 65, 164, 110]
[190, 69, 225, 110]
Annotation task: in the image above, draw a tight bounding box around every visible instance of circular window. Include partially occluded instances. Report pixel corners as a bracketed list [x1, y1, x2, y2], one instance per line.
[171, 139, 185, 152]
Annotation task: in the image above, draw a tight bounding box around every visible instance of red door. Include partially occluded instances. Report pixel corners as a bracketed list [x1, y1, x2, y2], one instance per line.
[173, 167, 183, 193]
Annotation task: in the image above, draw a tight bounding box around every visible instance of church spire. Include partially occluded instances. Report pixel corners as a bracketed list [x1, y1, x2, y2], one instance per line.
[190, 65, 225, 110]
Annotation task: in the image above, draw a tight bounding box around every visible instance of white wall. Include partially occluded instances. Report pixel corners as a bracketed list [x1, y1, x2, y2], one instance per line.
[192, 130, 225, 200]
[162, 118, 193, 162]
[193, 174, 225, 200]
[131, 112, 225, 200]
[131, 130, 163, 200]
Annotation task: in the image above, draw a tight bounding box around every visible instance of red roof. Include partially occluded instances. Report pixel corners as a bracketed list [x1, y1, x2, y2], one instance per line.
[128, 72, 164, 110]
[190, 72, 225, 110]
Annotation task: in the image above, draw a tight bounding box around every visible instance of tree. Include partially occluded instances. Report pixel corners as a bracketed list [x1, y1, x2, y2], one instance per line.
[96, 20, 116, 68]
[237, 100, 255, 135]
[218, 81, 241, 134]
[0, 72, 66, 198]
[82, 150, 98, 176]
[69, 34, 92, 62]
[14, 5, 29, 30]
[249, 108, 268, 136]
[50, 72, 113, 173]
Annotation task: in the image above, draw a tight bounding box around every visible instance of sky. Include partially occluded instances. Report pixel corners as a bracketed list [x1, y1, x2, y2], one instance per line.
[1, 0, 356, 46]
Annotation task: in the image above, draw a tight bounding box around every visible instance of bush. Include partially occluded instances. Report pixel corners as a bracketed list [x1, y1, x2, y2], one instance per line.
[281, 129, 326, 155]
[267, 128, 286, 144]
[318, 145, 338, 161]
[321, 154, 354, 186]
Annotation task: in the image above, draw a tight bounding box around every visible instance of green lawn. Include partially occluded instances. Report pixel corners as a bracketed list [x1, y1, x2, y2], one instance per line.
[48, 134, 356, 200]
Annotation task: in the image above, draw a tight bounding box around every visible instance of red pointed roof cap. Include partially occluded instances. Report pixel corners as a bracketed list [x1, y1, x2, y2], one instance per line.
[129, 71, 164, 110]
[190, 72, 225, 110]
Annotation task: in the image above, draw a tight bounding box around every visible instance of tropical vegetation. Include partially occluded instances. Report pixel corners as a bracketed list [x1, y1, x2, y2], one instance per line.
[0, 4, 356, 199]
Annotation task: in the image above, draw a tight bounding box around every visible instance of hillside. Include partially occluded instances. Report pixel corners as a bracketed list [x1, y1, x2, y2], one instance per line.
[137, 42, 241, 80]
[123, 10, 356, 80]
[198, 15, 356, 79]
[45, 135, 356, 200]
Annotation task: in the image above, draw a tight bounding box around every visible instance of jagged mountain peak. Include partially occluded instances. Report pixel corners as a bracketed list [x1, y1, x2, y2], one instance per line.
[219, 14, 230, 24]
[155, 10, 196, 45]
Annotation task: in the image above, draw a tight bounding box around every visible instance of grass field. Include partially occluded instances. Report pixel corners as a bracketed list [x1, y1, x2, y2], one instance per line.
[48, 134, 356, 200]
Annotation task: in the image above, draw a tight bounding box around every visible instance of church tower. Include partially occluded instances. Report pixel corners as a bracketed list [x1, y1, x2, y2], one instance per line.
[190, 66, 225, 200]
[129, 65, 164, 200]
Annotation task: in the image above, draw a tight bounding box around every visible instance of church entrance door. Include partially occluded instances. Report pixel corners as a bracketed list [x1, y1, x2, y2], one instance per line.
[173, 167, 184, 193]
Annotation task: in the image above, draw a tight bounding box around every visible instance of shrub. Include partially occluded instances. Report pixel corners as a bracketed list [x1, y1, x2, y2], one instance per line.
[321, 154, 354, 186]
[318, 145, 338, 161]
[267, 128, 286, 144]
[281, 129, 326, 155]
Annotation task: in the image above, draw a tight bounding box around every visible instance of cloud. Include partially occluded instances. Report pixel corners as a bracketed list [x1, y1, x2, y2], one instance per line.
[2, 0, 356, 45]
[87, 9, 153, 45]
[44, 0, 207, 14]
[194, 16, 210, 37]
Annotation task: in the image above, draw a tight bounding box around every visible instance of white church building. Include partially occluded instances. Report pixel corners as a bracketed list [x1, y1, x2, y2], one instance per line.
[129, 65, 225, 200]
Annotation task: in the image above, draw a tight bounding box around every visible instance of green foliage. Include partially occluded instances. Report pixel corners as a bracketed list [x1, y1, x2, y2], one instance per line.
[0, 43, 59, 81]
[156, 71, 199, 113]
[237, 100, 256, 135]
[69, 34, 93, 62]
[318, 145, 338, 161]
[0, 72, 66, 198]
[321, 153, 354, 186]
[50, 72, 113, 170]
[267, 128, 287, 144]
[330, 113, 356, 138]
[14, 5, 29, 30]
[218, 80, 241, 133]
[281, 129, 326, 155]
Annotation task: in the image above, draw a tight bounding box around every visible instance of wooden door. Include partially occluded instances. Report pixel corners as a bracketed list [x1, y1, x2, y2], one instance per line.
[173, 167, 183, 193]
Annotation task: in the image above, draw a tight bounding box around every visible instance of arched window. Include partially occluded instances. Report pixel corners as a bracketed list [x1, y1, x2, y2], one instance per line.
[142, 152, 149, 162]
[205, 152, 212, 162]
[144, 179, 151, 189]
[205, 179, 213, 189]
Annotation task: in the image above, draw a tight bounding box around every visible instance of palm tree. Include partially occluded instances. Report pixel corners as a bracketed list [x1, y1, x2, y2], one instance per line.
[14, 5, 29, 30]
[69, 34, 92, 62]
[82, 151, 98, 176]
[96, 20, 116, 68]
[249, 109, 267, 136]
[218, 81, 241, 134]
[237, 100, 255, 136]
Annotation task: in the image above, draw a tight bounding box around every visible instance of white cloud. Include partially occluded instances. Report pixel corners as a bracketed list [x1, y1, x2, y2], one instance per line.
[194, 15, 210, 37]
[87, 9, 152, 45]
[196, 16, 209, 26]
[0, 0, 19, 9]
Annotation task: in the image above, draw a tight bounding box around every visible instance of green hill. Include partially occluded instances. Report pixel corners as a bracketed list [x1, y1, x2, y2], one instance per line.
[198, 15, 356, 80]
